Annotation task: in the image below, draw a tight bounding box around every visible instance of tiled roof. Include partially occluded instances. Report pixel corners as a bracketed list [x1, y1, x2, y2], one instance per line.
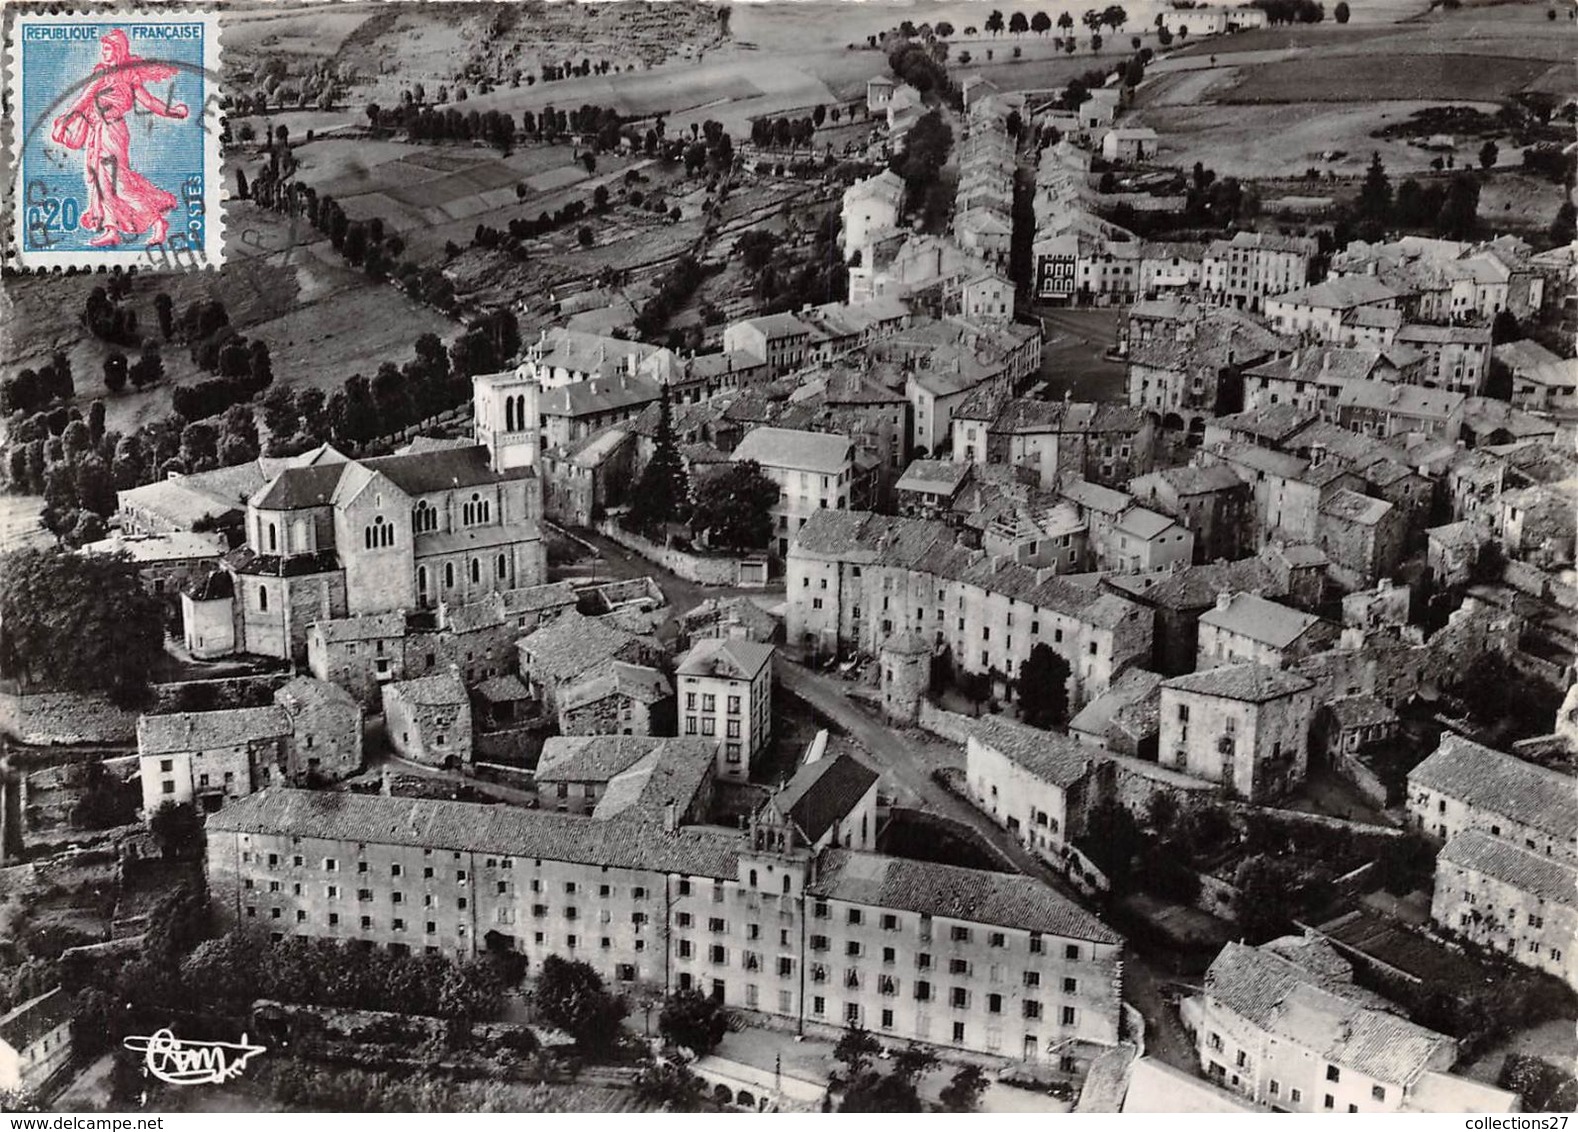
[1207, 440, 1307, 481]
[1325, 694, 1398, 730]
[966, 714, 1098, 787]
[518, 610, 643, 684]
[732, 427, 851, 474]
[734, 312, 813, 340]
[310, 611, 407, 644]
[1409, 734, 1578, 844]
[383, 669, 467, 708]
[1104, 559, 1279, 612]
[1198, 592, 1324, 649]
[1133, 464, 1245, 498]
[82, 531, 226, 563]
[1114, 506, 1178, 540]
[0, 988, 73, 1053]
[1061, 479, 1133, 516]
[208, 787, 741, 878]
[1070, 668, 1164, 740]
[473, 674, 530, 703]
[1163, 663, 1312, 703]
[138, 706, 291, 756]
[274, 675, 358, 714]
[1439, 830, 1578, 906]
[366, 445, 535, 497]
[591, 738, 720, 821]
[895, 459, 971, 495]
[813, 850, 1121, 943]
[1335, 381, 1464, 422]
[538, 735, 665, 783]
[1492, 339, 1562, 374]
[1205, 941, 1451, 1087]
[561, 661, 672, 711]
[117, 477, 241, 527]
[500, 581, 579, 616]
[1211, 404, 1320, 445]
[539, 375, 661, 420]
[777, 753, 881, 843]
[1396, 323, 1492, 347]
[677, 637, 775, 680]
[1320, 488, 1394, 526]
[1274, 276, 1409, 310]
[680, 596, 778, 638]
[529, 328, 661, 379]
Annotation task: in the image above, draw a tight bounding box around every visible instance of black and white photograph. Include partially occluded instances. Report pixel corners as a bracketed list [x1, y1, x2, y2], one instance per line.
[0, 0, 1575, 1115]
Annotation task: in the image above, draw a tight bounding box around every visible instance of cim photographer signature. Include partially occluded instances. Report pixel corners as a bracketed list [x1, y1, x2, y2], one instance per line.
[122, 1030, 266, 1086]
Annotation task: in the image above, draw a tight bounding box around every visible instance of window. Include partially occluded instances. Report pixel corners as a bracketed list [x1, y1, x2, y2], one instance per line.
[1372, 1086, 1386, 1102]
[951, 987, 968, 1008]
[951, 926, 971, 943]
[1326, 1066, 1340, 1083]
[988, 932, 1005, 948]
[1324, 1096, 1334, 1111]
[1024, 1000, 1042, 1020]
[1290, 1089, 1302, 1104]
[1060, 1006, 1076, 1026]
[1065, 944, 1080, 960]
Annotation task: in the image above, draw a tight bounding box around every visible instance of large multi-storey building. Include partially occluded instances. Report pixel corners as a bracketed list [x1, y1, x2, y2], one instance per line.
[1201, 231, 1317, 312]
[732, 427, 856, 558]
[206, 780, 1125, 1070]
[1406, 734, 1578, 861]
[1431, 830, 1578, 991]
[786, 511, 1153, 708]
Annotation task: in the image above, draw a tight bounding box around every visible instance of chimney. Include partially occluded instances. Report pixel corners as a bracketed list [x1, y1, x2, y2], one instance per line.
[664, 799, 678, 833]
[1215, 591, 1233, 611]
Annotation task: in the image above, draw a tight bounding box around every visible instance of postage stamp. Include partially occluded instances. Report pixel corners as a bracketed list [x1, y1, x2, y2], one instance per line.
[6, 9, 224, 270]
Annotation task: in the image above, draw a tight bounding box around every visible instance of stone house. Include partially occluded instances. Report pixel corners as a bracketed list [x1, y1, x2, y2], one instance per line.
[1425, 521, 1486, 589]
[1314, 695, 1400, 762]
[273, 675, 363, 785]
[1317, 489, 1404, 592]
[558, 661, 673, 737]
[964, 714, 1106, 872]
[515, 609, 657, 716]
[137, 706, 291, 817]
[760, 753, 881, 853]
[1406, 734, 1577, 861]
[382, 669, 472, 767]
[1129, 464, 1252, 564]
[1158, 664, 1314, 801]
[1196, 592, 1336, 671]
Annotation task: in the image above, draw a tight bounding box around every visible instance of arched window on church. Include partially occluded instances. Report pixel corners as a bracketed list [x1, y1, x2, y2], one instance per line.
[413, 501, 437, 534]
[470, 558, 481, 584]
[505, 397, 515, 432]
[462, 492, 491, 526]
[267, 522, 277, 553]
[444, 562, 455, 589]
[365, 515, 394, 549]
[418, 566, 429, 605]
[496, 553, 507, 580]
[514, 394, 528, 431]
[259, 585, 268, 612]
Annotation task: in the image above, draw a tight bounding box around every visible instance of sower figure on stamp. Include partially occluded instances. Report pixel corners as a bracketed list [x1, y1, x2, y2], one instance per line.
[51, 28, 188, 248]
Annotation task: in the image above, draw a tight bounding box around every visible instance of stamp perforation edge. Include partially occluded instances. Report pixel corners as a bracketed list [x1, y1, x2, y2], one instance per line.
[3, 4, 226, 272]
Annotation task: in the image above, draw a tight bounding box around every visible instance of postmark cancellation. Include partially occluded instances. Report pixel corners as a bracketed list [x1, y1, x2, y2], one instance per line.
[6, 8, 224, 271]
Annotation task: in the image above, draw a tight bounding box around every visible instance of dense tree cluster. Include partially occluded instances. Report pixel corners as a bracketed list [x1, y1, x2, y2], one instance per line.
[1343, 153, 1482, 242]
[532, 955, 628, 1053]
[690, 460, 778, 551]
[892, 111, 955, 230]
[1249, 0, 1326, 22]
[634, 255, 720, 343]
[0, 352, 74, 418]
[0, 546, 163, 699]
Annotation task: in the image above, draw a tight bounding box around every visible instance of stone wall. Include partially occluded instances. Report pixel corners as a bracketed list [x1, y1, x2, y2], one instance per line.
[596, 520, 771, 587]
[1333, 750, 1391, 808]
[0, 691, 141, 745]
[474, 723, 552, 767]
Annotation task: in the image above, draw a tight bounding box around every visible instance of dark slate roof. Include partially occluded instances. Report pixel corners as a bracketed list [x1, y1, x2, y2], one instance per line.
[778, 754, 880, 844]
[1103, 559, 1279, 612]
[252, 462, 349, 511]
[208, 787, 742, 878]
[138, 706, 292, 755]
[537, 735, 664, 784]
[364, 445, 534, 496]
[518, 610, 643, 684]
[813, 851, 1121, 943]
[0, 989, 72, 1053]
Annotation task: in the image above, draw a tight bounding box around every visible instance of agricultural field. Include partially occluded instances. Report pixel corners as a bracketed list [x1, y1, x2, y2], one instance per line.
[0, 195, 455, 441]
[1134, 4, 1578, 178]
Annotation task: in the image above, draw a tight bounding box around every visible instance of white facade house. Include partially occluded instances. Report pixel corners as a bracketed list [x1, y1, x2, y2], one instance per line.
[732, 427, 855, 557]
[676, 637, 775, 780]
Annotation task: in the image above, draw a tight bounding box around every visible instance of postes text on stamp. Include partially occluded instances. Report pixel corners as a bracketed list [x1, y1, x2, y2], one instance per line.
[7, 9, 224, 270]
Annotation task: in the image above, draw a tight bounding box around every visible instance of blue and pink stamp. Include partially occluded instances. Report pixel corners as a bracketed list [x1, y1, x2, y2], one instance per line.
[7, 10, 224, 269]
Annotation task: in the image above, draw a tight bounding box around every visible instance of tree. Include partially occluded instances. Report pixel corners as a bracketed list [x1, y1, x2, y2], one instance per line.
[985, 8, 1005, 34]
[634, 1060, 708, 1111]
[1103, 3, 1128, 31]
[1009, 11, 1030, 34]
[148, 801, 204, 858]
[1357, 151, 1391, 223]
[1334, 0, 1350, 19]
[0, 546, 162, 700]
[1478, 140, 1498, 170]
[1436, 172, 1479, 239]
[939, 1064, 989, 1112]
[1550, 201, 1576, 248]
[632, 384, 691, 535]
[690, 461, 777, 550]
[533, 955, 627, 1052]
[103, 352, 128, 393]
[936, 20, 955, 35]
[658, 988, 730, 1054]
[1059, 10, 1075, 32]
[1031, 10, 1053, 34]
[1491, 309, 1521, 345]
[1018, 643, 1071, 729]
[1091, 32, 1103, 51]
[1233, 854, 1306, 940]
